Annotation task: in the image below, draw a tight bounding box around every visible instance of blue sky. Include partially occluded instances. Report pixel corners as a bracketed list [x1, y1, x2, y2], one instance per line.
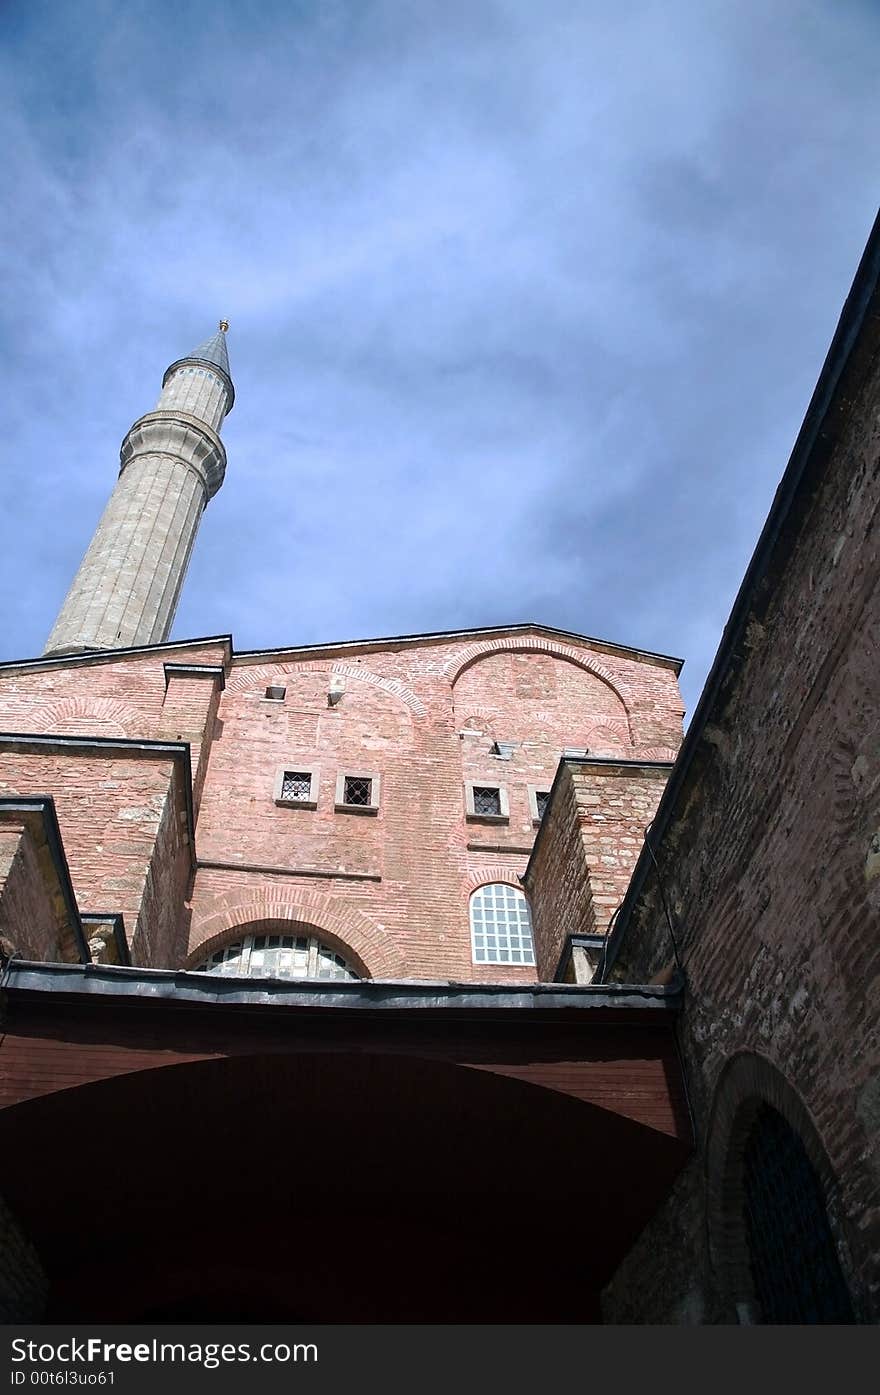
[1, 0, 878, 719]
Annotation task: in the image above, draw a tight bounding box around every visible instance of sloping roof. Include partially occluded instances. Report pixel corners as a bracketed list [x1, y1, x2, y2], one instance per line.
[0, 622, 683, 675]
[234, 621, 684, 672]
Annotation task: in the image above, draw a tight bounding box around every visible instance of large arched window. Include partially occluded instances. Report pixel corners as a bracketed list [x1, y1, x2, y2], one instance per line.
[193, 933, 359, 982]
[742, 1104, 853, 1323]
[469, 883, 535, 966]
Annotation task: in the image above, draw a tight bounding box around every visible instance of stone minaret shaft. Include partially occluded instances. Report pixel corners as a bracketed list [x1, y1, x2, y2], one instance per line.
[43, 324, 234, 656]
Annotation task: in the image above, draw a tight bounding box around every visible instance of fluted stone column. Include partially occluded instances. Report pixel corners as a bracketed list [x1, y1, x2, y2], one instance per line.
[43, 324, 234, 656]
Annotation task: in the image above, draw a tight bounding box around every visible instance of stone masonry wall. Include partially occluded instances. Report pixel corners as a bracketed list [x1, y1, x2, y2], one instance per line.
[602, 305, 880, 1321]
[0, 1192, 47, 1322]
[0, 820, 69, 962]
[524, 765, 592, 980]
[525, 760, 671, 981]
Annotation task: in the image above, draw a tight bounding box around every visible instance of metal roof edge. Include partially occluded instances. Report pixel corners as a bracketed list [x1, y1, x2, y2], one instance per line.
[2, 960, 682, 1014]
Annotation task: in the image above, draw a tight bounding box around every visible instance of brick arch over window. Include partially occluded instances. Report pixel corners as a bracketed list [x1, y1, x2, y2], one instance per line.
[35, 696, 139, 738]
[186, 889, 407, 980]
[446, 639, 631, 721]
[464, 866, 526, 893]
[225, 662, 425, 717]
[706, 1051, 860, 1321]
[581, 719, 631, 755]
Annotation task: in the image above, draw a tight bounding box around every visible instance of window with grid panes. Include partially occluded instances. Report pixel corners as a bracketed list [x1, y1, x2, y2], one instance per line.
[281, 771, 312, 801]
[343, 775, 372, 806]
[535, 790, 550, 819]
[469, 883, 535, 966]
[472, 785, 502, 816]
[194, 933, 358, 982]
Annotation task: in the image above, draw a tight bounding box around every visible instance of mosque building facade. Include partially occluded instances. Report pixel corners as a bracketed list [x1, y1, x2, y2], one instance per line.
[0, 212, 878, 1322]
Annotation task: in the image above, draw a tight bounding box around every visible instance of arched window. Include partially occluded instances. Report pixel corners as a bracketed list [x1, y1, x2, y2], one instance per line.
[469, 883, 535, 966]
[742, 1104, 853, 1323]
[193, 933, 359, 982]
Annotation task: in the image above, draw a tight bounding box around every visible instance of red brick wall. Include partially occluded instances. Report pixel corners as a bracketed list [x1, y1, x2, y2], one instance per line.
[189, 635, 682, 980]
[129, 764, 193, 967]
[0, 630, 683, 982]
[0, 641, 229, 739]
[0, 747, 186, 965]
[157, 669, 223, 815]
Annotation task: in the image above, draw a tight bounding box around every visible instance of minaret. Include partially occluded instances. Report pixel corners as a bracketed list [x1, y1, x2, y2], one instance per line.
[43, 323, 234, 656]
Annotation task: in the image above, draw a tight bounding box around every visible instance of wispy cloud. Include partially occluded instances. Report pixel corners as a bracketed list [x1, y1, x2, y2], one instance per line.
[1, 0, 878, 717]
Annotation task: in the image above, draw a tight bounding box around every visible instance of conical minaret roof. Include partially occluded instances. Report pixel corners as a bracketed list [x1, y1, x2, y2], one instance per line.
[163, 320, 235, 412]
[187, 325, 231, 376]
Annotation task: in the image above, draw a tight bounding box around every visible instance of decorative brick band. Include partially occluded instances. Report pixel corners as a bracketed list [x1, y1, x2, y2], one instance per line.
[705, 1050, 860, 1321]
[226, 662, 425, 717]
[18, 696, 140, 739]
[329, 663, 426, 717]
[187, 888, 408, 980]
[446, 637, 631, 714]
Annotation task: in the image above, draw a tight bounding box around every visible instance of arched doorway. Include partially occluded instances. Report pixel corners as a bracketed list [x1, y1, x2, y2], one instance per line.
[708, 1053, 857, 1323]
[741, 1104, 853, 1322]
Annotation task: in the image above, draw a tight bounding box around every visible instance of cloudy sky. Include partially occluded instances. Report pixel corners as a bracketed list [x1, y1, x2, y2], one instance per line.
[2, 1, 877, 719]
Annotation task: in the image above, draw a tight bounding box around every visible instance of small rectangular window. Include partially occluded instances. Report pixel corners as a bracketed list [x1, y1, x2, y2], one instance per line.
[281, 771, 312, 801]
[335, 771, 381, 814]
[344, 776, 372, 806]
[465, 782, 509, 822]
[473, 785, 501, 815]
[265, 685, 286, 701]
[273, 764, 319, 809]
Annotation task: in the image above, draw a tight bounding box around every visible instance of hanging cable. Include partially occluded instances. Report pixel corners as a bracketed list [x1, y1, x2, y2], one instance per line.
[598, 904, 622, 983]
[644, 819, 683, 977]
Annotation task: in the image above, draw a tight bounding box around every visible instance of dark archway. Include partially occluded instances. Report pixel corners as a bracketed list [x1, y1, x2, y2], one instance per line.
[0, 1049, 685, 1323]
[742, 1105, 854, 1323]
[707, 1052, 858, 1323]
